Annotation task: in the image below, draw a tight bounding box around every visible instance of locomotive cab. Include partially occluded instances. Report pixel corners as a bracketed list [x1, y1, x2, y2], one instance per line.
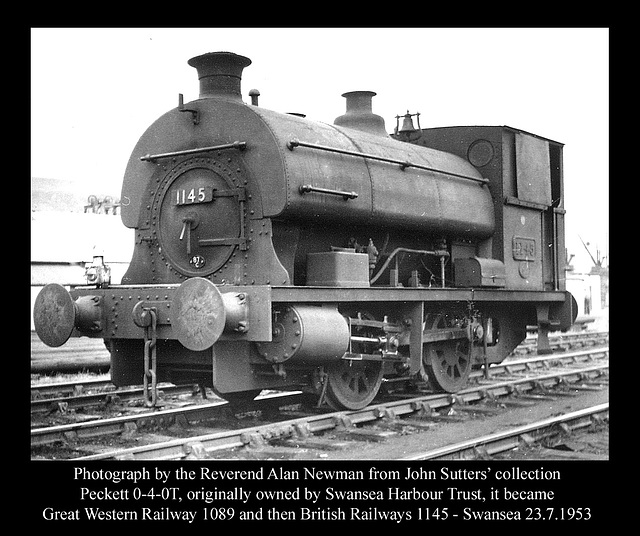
[408, 125, 568, 293]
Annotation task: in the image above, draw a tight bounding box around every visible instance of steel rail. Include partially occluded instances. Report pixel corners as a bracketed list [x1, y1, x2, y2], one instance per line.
[31, 377, 112, 398]
[30, 391, 305, 447]
[30, 383, 199, 414]
[71, 353, 608, 461]
[517, 330, 609, 352]
[527, 330, 609, 342]
[484, 346, 609, 375]
[401, 403, 609, 461]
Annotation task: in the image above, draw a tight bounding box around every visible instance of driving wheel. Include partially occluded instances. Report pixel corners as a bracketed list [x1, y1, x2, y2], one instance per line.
[423, 314, 472, 392]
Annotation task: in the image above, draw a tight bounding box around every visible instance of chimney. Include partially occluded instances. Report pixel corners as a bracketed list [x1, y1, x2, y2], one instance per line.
[187, 51, 252, 100]
[334, 91, 388, 136]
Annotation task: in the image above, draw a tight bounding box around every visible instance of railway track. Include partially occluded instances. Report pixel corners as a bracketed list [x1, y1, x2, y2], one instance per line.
[402, 403, 609, 460]
[31, 382, 202, 415]
[30, 341, 609, 461]
[514, 330, 609, 355]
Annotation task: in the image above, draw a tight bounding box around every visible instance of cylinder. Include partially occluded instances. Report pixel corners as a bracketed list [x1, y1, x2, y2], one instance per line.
[255, 306, 350, 364]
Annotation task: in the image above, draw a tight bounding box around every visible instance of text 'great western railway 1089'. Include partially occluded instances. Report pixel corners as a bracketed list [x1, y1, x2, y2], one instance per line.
[34, 52, 577, 410]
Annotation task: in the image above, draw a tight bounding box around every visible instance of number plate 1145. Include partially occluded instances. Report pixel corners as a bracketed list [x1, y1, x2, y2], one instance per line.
[173, 187, 213, 206]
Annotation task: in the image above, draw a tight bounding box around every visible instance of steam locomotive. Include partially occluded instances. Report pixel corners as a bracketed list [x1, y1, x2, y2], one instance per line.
[33, 51, 577, 410]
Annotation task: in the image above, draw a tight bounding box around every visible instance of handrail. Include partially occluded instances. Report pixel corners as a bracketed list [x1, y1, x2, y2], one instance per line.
[140, 141, 247, 162]
[286, 138, 488, 185]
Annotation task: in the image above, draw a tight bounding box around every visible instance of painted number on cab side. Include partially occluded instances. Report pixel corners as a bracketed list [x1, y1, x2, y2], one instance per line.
[512, 236, 536, 260]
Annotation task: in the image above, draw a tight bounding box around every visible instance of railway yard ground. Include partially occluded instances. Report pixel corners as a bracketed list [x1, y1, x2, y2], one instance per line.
[30, 308, 609, 462]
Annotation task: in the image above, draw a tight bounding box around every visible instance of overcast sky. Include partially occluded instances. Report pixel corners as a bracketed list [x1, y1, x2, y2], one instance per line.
[31, 27, 608, 272]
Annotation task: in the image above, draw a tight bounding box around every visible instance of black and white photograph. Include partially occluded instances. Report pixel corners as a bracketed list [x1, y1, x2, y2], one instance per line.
[30, 27, 609, 525]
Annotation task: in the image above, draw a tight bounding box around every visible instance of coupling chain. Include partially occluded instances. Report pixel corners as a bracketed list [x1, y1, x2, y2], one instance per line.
[142, 308, 158, 407]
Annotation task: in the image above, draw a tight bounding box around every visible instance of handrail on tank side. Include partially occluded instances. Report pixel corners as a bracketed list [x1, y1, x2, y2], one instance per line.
[286, 138, 488, 185]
